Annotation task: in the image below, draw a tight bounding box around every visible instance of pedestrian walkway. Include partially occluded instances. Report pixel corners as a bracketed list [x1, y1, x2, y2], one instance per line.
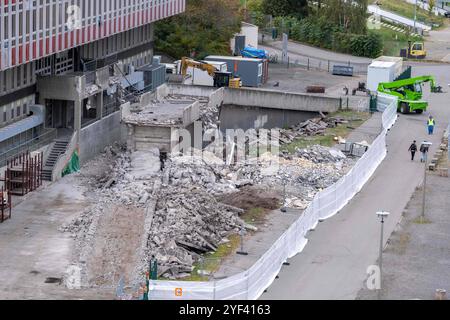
[262, 64, 450, 299]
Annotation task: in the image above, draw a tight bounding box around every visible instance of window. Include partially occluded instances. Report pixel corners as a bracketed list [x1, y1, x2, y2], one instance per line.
[17, 106, 21, 117]
[3, 112, 6, 123]
[11, 108, 14, 119]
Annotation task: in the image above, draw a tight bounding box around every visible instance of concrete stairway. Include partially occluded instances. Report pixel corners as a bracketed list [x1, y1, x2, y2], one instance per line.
[42, 139, 69, 181]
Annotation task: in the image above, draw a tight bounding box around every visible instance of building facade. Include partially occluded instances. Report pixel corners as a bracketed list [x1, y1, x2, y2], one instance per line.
[0, 0, 185, 169]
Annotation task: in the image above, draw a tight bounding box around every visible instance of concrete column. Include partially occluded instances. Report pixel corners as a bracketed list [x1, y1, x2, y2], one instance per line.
[74, 99, 82, 133]
[97, 91, 104, 119]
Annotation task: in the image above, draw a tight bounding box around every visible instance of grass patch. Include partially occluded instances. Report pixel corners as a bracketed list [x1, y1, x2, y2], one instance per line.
[177, 234, 242, 282]
[373, 0, 446, 29]
[281, 110, 371, 154]
[412, 216, 432, 224]
[241, 207, 269, 224]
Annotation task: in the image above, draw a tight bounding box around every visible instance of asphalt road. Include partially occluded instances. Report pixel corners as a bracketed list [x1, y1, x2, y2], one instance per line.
[260, 38, 372, 64]
[262, 64, 450, 300]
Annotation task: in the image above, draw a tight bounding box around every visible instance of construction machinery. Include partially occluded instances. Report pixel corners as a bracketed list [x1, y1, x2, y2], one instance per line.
[377, 75, 442, 114]
[180, 57, 241, 88]
[400, 41, 426, 59]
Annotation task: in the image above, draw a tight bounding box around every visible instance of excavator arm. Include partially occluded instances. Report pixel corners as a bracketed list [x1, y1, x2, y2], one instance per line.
[180, 57, 217, 78]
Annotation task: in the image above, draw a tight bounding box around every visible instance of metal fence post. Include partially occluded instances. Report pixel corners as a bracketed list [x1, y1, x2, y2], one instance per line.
[307, 58, 310, 70]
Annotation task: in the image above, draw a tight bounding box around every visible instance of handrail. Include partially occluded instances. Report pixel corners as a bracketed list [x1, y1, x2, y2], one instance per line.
[51, 131, 79, 181]
[0, 129, 57, 168]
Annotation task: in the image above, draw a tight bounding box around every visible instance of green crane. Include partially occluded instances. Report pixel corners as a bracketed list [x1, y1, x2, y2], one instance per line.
[377, 76, 442, 114]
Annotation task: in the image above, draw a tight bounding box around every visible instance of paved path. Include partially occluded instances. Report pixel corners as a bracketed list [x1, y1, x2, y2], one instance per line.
[262, 64, 450, 300]
[260, 38, 371, 64]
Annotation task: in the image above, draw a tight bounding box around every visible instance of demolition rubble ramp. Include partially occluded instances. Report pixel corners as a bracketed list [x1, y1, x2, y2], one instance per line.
[148, 95, 399, 300]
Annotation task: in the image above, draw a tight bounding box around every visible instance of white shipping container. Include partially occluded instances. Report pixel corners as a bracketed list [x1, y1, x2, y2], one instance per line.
[367, 61, 397, 92]
[373, 56, 403, 79]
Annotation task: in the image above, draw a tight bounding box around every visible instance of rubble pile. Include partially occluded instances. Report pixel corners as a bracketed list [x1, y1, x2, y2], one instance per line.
[148, 186, 248, 279]
[277, 116, 350, 145]
[166, 94, 219, 130]
[61, 143, 355, 281]
[294, 145, 347, 163]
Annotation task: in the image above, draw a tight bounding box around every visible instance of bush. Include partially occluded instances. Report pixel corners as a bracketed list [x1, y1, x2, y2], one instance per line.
[333, 32, 383, 58]
[277, 16, 383, 58]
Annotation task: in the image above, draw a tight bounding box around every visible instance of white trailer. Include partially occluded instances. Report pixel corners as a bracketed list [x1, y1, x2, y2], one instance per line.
[178, 61, 228, 87]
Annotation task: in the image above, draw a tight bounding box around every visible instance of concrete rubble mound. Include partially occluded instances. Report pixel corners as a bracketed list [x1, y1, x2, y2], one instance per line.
[60, 140, 355, 281]
[166, 94, 220, 130]
[277, 116, 350, 144]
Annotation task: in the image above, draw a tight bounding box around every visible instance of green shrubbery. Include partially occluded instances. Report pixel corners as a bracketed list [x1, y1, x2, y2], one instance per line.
[272, 16, 382, 58]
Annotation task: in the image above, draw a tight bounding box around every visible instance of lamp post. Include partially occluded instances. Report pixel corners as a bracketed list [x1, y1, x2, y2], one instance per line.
[376, 211, 390, 299]
[421, 141, 432, 222]
[414, 0, 418, 34]
[281, 175, 287, 213]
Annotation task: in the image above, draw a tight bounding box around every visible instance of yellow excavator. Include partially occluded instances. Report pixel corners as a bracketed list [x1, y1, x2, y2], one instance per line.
[180, 57, 241, 88]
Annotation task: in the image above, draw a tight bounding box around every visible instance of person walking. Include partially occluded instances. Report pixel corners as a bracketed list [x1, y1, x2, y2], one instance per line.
[420, 142, 430, 163]
[427, 116, 436, 135]
[408, 140, 418, 161]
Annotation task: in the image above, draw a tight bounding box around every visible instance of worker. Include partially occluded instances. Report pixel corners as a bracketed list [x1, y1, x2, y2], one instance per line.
[427, 116, 436, 135]
[408, 140, 417, 161]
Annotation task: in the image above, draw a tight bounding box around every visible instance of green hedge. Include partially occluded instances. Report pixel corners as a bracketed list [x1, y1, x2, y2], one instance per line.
[273, 16, 383, 58]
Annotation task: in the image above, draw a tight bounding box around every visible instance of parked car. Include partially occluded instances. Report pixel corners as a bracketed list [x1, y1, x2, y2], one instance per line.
[445, 12, 450, 18]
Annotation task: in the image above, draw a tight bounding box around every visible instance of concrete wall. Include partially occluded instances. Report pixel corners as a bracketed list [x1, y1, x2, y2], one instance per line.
[79, 111, 127, 164]
[341, 96, 370, 112]
[220, 104, 318, 132]
[223, 88, 341, 113]
[167, 84, 225, 110]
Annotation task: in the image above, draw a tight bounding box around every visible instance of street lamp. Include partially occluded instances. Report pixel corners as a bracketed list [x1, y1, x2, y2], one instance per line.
[414, 0, 417, 34]
[376, 211, 390, 299]
[421, 141, 432, 222]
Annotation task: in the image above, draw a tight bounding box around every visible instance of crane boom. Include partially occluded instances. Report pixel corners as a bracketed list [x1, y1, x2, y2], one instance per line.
[377, 75, 441, 114]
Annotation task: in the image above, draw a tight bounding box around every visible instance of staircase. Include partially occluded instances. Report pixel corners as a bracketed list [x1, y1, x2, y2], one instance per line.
[42, 139, 69, 181]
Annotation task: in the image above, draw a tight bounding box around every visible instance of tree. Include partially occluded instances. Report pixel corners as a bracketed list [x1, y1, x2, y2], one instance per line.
[321, 0, 368, 34]
[261, 0, 309, 19]
[155, 0, 242, 59]
[428, 0, 436, 16]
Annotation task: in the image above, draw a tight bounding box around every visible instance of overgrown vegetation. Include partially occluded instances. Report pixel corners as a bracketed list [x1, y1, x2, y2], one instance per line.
[281, 110, 371, 153]
[179, 234, 242, 281]
[155, 0, 242, 59]
[249, 0, 383, 58]
[374, 0, 445, 29]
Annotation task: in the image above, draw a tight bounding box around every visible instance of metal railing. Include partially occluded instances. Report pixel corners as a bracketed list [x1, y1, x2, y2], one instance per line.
[0, 129, 57, 168]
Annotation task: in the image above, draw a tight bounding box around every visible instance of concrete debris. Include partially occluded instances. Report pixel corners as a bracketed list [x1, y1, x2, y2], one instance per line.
[60, 141, 354, 281]
[166, 94, 219, 130]
[294, 145, 347, 163]
[277, 116, 350, 144]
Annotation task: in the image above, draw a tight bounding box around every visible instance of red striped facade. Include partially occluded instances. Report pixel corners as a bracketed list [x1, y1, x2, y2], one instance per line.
[0, 0, 186, 71]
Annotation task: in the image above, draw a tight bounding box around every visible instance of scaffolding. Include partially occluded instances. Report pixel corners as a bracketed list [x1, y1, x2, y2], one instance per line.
[5, 151, 43, 196]
[0, 185, 11, 223]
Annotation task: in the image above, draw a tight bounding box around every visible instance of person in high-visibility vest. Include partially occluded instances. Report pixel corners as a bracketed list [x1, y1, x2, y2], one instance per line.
[427, 116, 436, 135]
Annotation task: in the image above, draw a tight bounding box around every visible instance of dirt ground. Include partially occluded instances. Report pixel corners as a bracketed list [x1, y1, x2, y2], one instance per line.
[0, 150, 146, 299]
[357, 171, 450, 300]
[86, 204, 145, 287]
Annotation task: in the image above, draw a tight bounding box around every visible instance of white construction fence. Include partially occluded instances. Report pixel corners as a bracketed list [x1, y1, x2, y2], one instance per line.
[148, 96, 399, 300]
